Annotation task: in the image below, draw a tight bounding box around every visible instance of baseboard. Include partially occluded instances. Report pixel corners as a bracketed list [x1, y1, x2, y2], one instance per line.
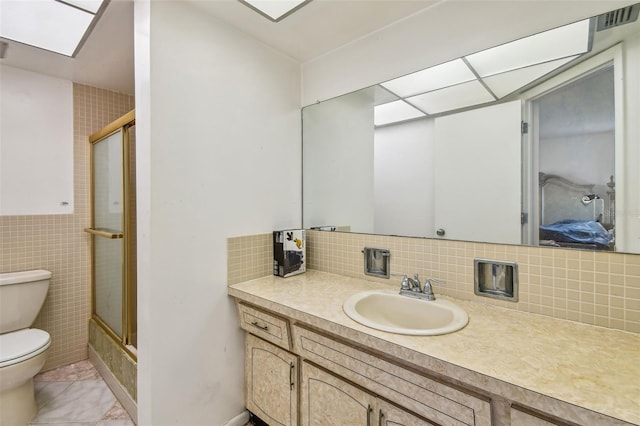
[88, 346, 138, 424]
[223, 410, 250, 426]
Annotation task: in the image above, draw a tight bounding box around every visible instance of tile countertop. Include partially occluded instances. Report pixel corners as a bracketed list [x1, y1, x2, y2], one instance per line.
[228, 270, 640, 425]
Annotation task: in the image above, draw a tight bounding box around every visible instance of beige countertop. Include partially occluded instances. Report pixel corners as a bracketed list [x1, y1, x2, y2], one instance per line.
[228, 270, 640, 425]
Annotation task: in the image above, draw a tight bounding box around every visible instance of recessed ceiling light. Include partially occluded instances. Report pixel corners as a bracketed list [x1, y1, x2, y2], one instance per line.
[0, 0, 106, 57]
[239, 0, 312, 22]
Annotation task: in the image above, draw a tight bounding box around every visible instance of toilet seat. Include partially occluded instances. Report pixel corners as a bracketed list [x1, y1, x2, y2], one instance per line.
[0, 329, 50, 368]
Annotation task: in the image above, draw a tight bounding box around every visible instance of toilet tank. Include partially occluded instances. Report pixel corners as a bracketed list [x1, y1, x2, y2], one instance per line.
[0, 270, 51, 334]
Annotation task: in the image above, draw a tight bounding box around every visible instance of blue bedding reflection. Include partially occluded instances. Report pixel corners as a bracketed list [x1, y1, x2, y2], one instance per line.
[540, 220, 614, 249]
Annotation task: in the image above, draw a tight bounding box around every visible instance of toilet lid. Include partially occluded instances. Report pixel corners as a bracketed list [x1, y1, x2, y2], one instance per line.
[0, 329, 50, 367]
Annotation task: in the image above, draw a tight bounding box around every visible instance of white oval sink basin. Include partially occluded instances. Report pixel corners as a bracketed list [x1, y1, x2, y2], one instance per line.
[343, 289, 469, 336]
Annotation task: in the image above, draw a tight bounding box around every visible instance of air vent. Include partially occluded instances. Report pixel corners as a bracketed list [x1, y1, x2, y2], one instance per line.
[596, 4, 640, 31]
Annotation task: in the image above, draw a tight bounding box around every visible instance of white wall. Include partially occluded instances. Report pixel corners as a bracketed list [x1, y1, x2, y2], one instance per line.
[374, 119, 434, 237]
[0, 65, 73, 215]
[540, 132, 614, 191]
[134, 1, 301, 424]
[303, 90, 374, 232]
[302, 1, 635, 106]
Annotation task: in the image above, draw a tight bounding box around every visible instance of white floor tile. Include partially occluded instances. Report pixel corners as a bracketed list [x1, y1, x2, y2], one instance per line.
[31, 380, 116, 424]
[34, 381, 74, 408]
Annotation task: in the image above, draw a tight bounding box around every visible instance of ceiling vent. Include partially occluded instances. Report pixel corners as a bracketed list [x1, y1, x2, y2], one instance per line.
[596, 4, 640, 31]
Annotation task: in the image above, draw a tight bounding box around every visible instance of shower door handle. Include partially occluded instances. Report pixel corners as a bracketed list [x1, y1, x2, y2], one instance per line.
[84, 228, 124, 239]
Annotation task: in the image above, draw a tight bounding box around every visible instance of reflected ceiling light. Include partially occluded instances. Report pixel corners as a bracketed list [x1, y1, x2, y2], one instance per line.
[381, 59, 476, 98]
[483, 56, 578, 98]
[376, 16, 592, 120]
[465, 19, 590, 77]
[406, 80, 495, 115]
[60, 0, 104, 13]
[373, 85, 399, 106]
[0, 0, 106, 57]
[375, 100, 425, 126]
[239, 0, 312, 22]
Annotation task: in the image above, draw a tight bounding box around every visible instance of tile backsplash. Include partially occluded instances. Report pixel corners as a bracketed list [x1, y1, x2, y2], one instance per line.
[0, 83, 134, 370]
[227, 233, 273, 285]
[228, 230, 640, 334]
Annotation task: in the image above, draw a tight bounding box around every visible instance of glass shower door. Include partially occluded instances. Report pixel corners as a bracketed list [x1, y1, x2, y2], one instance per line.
[90, 129, 125, 338]
[86, 110, 136, 362]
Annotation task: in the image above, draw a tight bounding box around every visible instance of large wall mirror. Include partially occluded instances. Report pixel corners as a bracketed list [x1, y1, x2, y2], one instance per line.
[303, 4, 640, 254]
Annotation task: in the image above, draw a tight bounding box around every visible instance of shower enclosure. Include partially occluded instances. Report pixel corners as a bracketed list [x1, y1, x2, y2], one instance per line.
[85, 110, 137, 355]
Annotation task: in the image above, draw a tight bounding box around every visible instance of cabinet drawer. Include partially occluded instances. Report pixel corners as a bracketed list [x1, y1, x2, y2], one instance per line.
[510, 406, 574, 426]
[292, 324, 491, 426]
[238, 303, 291, 350]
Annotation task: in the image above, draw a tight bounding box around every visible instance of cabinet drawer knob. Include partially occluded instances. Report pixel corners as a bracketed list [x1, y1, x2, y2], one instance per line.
[250, 321, 269, 331]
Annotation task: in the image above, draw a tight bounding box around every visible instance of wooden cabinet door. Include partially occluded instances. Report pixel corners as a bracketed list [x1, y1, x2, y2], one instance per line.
[377, 399, 435, 426]
[245, 334, 297, 426]
[301, 361, 376, 426]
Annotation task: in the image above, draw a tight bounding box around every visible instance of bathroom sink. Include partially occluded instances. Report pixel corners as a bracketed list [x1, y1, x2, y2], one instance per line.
[343, 289, 468, 336]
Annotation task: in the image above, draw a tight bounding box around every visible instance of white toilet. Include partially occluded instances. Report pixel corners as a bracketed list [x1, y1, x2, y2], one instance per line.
[0, 270, 52, 426]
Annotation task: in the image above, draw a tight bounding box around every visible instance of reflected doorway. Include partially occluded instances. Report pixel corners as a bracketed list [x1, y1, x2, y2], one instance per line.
[528, 66, 615, 250]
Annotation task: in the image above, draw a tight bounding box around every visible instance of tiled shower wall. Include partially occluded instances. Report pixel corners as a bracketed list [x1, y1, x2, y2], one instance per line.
[0, 83, 134, 370]
[227, 231, 640, 334]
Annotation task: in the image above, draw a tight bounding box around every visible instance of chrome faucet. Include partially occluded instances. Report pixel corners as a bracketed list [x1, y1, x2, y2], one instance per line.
[395, 273, 444, 301]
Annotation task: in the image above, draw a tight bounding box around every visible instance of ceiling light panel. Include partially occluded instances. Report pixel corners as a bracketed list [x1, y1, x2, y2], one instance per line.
[373, 85, 399, 106]
[0, 0, 101, 56]
[375, 100, 425, 126]
[465, 19, 591, 77]
[240, 0, 310, 22]
[59, 0, 104, 13]
[381, 58, 476, 98]
[483, 56, 578, 99]
[406, 80, 495, 115]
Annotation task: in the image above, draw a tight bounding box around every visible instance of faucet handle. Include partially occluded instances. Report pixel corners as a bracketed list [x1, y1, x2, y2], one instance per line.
[411, 273, 422, 292]
[391, 273, 411, 290]
[400, 275, 411, 290]
[425, 277, 445, 286]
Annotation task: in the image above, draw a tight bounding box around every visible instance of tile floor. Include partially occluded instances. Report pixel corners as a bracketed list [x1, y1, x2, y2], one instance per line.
[30, 359, 134, 426]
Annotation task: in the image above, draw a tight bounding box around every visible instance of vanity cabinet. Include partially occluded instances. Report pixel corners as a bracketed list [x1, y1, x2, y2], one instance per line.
[301, 361, 430, 426]
[293, 324, 491, 426]
[239, 303, 298, 426]
[230, 274, 637, 426]
[245, 334, 298, 426]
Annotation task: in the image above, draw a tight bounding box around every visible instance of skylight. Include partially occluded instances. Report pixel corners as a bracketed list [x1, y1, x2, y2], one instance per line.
[239, 0, 312, 22]
[0, 0, 106, 57]
[375, 18, 592, 125]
